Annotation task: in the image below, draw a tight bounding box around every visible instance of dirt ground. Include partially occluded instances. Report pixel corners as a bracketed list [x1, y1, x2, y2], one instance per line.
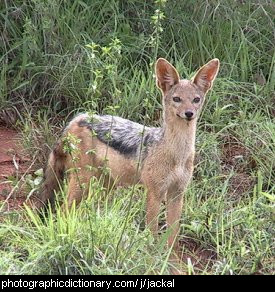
[0, 127, 32, 210]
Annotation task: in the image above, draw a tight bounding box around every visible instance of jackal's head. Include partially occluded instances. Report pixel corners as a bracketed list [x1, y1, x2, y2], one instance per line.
[155, 58, 219, 122]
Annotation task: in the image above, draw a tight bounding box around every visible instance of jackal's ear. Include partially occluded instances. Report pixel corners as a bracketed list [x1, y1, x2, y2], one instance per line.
[155, 58, 180, 94]
[192, 58, 220, 93]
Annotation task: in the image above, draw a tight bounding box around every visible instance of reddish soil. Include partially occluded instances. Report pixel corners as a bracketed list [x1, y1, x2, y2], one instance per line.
[222, 142, 255, 173]
[0, 127, 32, 210]
[179, 237, 217, 273]
[221, 135, 256, 197]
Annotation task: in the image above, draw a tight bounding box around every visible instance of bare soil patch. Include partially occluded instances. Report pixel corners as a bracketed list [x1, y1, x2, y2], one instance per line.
[221, 135, 256, 197]
[221, 135, 256, 173]
[179, 237, 217, 273]
[0, 127, 32, 210]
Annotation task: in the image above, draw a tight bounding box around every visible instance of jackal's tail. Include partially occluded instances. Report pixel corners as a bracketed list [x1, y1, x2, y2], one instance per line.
[36, 141, 66, 209]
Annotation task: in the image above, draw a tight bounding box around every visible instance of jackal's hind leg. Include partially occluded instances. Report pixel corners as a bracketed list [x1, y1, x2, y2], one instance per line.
[66, 170, 91, 209]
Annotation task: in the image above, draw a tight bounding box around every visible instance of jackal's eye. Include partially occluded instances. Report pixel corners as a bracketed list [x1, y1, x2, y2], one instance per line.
[173, 96, 181, 103]
[193, 97, 201, 103]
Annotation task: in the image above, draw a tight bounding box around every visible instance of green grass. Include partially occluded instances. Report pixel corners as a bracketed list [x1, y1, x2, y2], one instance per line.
[0, 0, 274, 275]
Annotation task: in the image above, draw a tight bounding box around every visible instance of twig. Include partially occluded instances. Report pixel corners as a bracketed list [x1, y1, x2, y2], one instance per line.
[0, 156, 37, 212]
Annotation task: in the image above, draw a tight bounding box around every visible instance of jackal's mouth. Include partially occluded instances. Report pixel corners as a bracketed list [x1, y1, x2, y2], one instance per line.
[176, 113, 195, 121]
[186, 117, 193, 121]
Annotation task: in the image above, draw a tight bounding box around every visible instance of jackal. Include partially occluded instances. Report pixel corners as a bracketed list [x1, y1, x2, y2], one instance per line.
[39, 58, 219, 250]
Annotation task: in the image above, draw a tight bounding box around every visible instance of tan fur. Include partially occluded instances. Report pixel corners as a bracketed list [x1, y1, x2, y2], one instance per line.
[40, 58, 220, 263]
[38, 140, 66, 208]
[63, 119, 140, 207]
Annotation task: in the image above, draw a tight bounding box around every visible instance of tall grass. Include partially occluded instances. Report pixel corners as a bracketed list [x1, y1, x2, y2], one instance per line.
[0, 0, 274, 275]
[0, 0, 274, 119]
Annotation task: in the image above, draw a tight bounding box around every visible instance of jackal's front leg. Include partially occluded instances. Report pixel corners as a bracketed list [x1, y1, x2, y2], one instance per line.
[146, 190, 162, 237]
[166, 191, 184, 251]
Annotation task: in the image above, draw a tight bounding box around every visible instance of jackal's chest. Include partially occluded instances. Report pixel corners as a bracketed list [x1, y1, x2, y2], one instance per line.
[141, 150, 194, 195]
[163, 162, 193, 191]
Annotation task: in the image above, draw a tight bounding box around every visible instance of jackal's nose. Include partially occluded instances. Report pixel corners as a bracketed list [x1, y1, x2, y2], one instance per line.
[185, 111, 194, 119]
